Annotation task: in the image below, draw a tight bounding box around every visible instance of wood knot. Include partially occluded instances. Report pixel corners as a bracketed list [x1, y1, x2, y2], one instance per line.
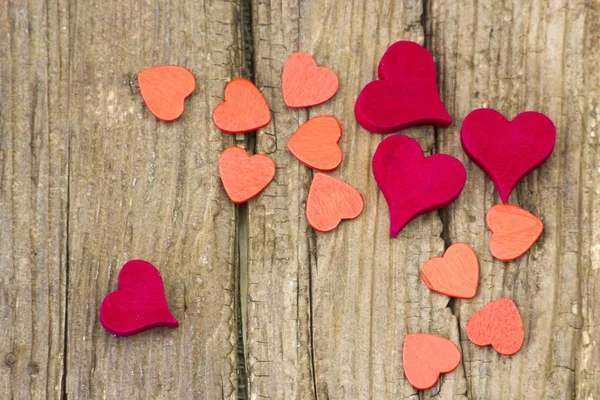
[5, 353, 16, 368]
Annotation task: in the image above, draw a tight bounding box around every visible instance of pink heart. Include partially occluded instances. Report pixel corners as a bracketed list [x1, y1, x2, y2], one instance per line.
[355, 41, 452, 134]
[99, 260, 178, 336]
[373, 135, 466, 237]
[461, 109, 556, 203]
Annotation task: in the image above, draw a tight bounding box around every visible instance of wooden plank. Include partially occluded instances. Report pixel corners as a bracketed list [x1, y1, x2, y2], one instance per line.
[245, 2, 315, 398]
[248, 0, 467, 399]
[65, 0, 243, 398]
[303, 2, 468, 399]
[0, 0, 69, 398]
[429, 0, 600, 398]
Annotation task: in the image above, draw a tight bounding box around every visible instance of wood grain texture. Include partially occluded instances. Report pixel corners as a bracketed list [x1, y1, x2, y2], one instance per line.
[245, 1, 315, 398]
[0, 0, 69, 398]
[429, 0, 600, 398]
[65, 0, 242, 398]
[3, 0, 600, 399]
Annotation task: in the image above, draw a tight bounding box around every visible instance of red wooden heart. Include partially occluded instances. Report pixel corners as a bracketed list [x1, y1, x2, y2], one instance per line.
[355, 41, 452, 134]
[218, 146, 276, 203]
[212, 78, 271, 133]
[282, 52, 338, 108]
[287, 115, 343, 171]
[138, 65, 195, 122]
[372, 135, 466, 237]
[461, 109, 556, 203]
[421, 243, 479, 299]
[306, 173, 363, 232]
[466, 297, 524, 356]
[99, 260, 178, 337]
[487, 204, 544, 262]
[403, 333, 461, 390]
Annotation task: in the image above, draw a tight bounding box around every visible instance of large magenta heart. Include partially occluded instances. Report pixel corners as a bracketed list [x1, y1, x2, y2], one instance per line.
[373, 135, 466, 237]
[355, 41, 452, 133]
[461, 109, 556, 203]
[99, 260, 178, 336]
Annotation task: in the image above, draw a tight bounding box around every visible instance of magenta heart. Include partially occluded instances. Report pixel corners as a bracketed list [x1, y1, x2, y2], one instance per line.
[373, 135, 466, 237]
[461, 109, 556, 203]
[355, 41, 452, 134]
[99, 260, 178, 336]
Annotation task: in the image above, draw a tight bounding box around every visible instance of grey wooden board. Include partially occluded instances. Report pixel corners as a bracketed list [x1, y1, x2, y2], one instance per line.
[63, 0, 242, 398]
[1, 0, 599, 398]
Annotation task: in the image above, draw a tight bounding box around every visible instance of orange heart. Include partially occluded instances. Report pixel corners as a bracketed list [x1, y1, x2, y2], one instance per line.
[287, 116, 343, 171]
[487, 204, 543, 262]
[138, 66, 195, 122]
[306, 173, 363, 232]
[403, 333, 461, 390]
[282, 52, 339, 108]
[466, 297, 524, 355]
[212, 78, 271, 133]
[421, 243, 479, 299]
[218, 147, 275, 203]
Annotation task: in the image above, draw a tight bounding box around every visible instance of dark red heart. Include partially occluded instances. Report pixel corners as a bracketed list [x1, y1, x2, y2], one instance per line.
[355, 41, 452, 133]
[373, 135, 466, 237]
[99, 260, 178, 337]
[461, 109, 556, 203]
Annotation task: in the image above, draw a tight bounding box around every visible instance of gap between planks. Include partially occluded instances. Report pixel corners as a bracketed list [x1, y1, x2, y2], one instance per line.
[423, 0, 469, 397]
[235, 0, 255, 398]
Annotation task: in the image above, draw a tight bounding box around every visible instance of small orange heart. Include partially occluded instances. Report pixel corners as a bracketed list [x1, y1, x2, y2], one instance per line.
[138, 66, 195, 122]
[487, 204, 543, 262]
[282, 52, 339, 108]
[466, 297, 524, 355]
[218, 147, 275, 203]
[212, 78, 271, 133]
[306, 173, 363, 232]
[421, 243, 479, 299]
[287, 116, 343, 171]
[403, 333, 461, 390]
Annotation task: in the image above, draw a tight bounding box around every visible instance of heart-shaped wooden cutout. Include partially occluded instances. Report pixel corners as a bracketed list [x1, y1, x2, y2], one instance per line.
[212, 78, 271, 133]
[466, 297, 524, 356]
[372, 135, 466, 237]
[461, 109, 556, 203]
[421, 243, 479, 299]
[282, 52, 338, 108]
[138, 65, 195, 122]
[99, 260, 178, 337]
[287, 115, 342, 171]
[487, 204, 543, 262]
[355, 41, 452, 133]
[306, 173, 363, 232]
[403, 333, 461, 390]
[218, 146, 275, 203]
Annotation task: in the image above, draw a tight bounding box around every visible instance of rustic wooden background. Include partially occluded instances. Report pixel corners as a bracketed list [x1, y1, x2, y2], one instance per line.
[1, 0, 599, 399]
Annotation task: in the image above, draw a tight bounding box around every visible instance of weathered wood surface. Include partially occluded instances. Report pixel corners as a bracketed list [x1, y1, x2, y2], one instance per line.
[0, 0, 69, 398]
[249, 1, 465, 399]
[1, 0, 599, 399]
[430, 1, 600, 398]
